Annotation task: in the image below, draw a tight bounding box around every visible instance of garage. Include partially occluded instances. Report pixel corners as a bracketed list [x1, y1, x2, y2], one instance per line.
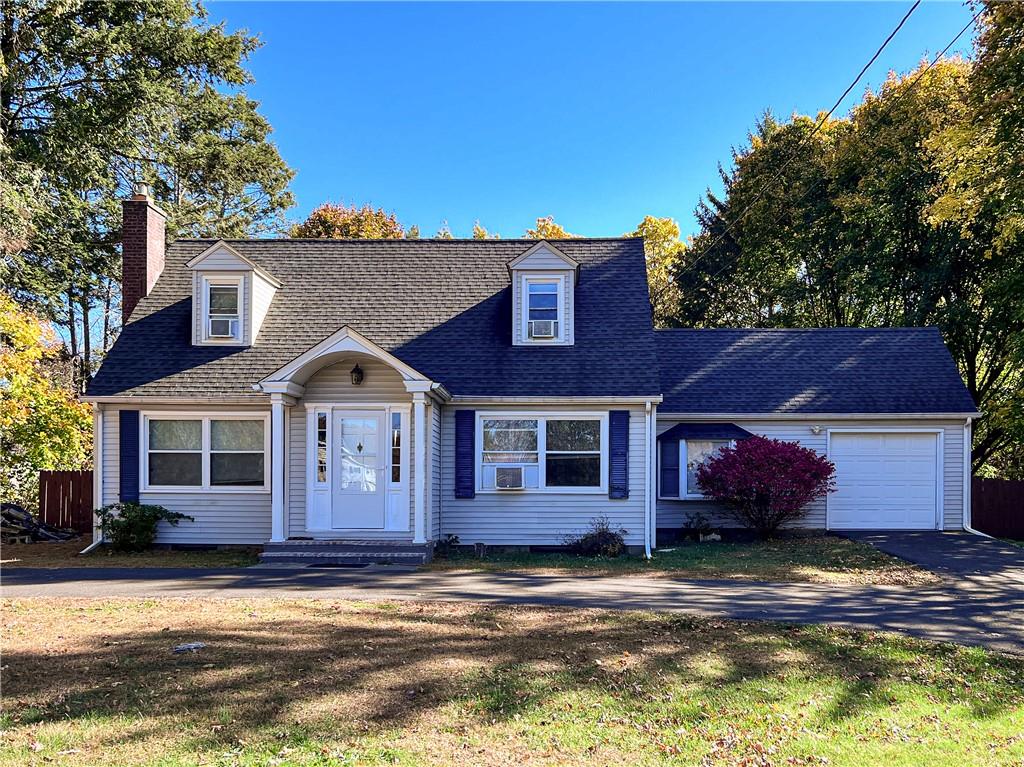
[827, 431, 941, 530]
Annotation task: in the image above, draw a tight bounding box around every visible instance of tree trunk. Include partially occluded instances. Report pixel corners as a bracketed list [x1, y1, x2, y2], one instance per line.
[102, 278, 112, 352]
[80, 293, 91, 388]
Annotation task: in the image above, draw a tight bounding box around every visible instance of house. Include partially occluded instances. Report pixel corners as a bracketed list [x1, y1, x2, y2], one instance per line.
[84, 187, 981, 562]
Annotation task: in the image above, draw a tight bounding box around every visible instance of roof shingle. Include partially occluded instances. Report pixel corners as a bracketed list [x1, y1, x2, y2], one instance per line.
[87, 238, 661, 399]
[656, 327, 977, 415]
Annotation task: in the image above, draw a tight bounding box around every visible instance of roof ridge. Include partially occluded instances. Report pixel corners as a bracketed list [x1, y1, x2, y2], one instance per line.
[171, 237, 642, 244]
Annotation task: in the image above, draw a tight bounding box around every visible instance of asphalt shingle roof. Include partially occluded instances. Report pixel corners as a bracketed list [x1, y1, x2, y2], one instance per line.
[656, 328, 977, 415]
[87, 238, 661, 399]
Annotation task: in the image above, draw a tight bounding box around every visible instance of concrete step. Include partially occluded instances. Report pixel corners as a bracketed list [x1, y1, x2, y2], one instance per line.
[259, 540, 432, 566]
[264, 540, 429, 554]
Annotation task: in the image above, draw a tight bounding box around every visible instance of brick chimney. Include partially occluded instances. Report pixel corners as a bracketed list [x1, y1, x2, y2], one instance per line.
[121, 182, 167, 323]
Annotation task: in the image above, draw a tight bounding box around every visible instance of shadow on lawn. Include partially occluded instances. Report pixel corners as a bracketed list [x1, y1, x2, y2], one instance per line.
[3, 603, 1022, 756]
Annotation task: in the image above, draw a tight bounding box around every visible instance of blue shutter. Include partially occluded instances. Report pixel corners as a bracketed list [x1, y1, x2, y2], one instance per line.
[660, 438, 680, 498]
[608, 410, 629, 499]
[119, 409, 140, 503]
[454, 410, 476, 499]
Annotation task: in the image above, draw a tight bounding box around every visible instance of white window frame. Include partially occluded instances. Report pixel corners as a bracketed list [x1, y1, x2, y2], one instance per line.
[657, 438, 734, 500]
[520, 274, 566, 344]
[476, 411, 607, 494]
[141, 412, 270, 493]
[202, 274, 244, 344]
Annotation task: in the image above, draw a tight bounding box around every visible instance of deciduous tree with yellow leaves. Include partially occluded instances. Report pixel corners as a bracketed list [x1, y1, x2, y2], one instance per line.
[0, 293, 92, 510]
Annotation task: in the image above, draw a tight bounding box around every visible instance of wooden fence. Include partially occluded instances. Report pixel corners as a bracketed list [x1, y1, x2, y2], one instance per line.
[38, 470, 94, 533]
[972, 477, 1024, 539]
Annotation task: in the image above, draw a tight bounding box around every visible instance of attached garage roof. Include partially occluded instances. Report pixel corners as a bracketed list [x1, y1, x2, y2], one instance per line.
[656, 327, 978, 416]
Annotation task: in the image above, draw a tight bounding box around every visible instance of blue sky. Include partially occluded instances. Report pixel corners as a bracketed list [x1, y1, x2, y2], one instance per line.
[209, 1, 977, 240]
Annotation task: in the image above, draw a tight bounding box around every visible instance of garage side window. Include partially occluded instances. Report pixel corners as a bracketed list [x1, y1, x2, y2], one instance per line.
[683, 440, 731, 497]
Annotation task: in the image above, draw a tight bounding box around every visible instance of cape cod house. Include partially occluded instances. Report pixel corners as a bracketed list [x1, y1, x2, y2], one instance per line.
[84, 187, 981, 563]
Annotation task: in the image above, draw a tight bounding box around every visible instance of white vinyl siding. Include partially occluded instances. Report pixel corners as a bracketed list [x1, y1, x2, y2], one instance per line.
[655, 418, 966, 531]
[431, 403, 442, 540]
[442, 405, 648, 546]
[98, 403, 272, 544]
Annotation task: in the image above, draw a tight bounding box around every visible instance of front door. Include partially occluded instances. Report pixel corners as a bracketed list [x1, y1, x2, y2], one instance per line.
[332, 411, 386, 529]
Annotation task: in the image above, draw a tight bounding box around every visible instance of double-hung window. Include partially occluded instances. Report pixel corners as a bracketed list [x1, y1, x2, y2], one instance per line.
[524, 277, 562, 341]
[479, 414, 606, 492]
[683, 439, 731, 498]
[205, 278, 241, 341]
[144, 415, 268, 491]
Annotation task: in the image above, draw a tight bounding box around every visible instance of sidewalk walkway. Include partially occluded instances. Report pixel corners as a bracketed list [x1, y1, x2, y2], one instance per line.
[3, 565, 1021, 654]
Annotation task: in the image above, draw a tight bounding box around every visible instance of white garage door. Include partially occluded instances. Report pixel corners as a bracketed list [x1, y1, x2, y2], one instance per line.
[828, 432, 940, 530]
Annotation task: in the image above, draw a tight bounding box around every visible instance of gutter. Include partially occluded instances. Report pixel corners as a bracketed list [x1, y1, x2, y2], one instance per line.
[655, 411, 983, 421]
[644, 400, 653, 559]
[961, 416, 993, 538]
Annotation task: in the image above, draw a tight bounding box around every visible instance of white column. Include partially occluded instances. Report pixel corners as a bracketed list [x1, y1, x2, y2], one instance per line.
[413, 392, 427, 544]
[270, 393, 287, 542]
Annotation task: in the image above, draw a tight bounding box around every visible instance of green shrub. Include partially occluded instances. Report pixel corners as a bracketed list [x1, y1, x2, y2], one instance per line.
[95, 503, 193, 552]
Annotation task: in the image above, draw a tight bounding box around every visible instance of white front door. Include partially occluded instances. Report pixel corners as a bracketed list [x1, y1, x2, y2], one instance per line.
[828, 432, 940, 530]
[332, 411, 386, 529]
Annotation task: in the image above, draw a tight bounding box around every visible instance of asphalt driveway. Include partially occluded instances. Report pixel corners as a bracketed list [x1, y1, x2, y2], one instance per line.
[3, 564, 1022, 655]
[839, 531, 1024, 586]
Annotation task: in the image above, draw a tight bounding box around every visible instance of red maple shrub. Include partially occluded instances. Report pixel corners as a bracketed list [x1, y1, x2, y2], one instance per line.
[695, 436, 836, 538]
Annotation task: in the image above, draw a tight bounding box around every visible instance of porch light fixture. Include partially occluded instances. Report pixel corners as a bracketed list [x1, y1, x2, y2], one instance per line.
[810, 425, 822, 435]
[350, 363, 364, 386]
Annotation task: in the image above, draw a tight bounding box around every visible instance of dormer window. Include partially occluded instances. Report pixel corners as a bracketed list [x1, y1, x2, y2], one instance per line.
[509, 241, 577, 347]
[527, 280, 560, 339]
[187, 241, 281, 347]
[203, 276, 243, 343]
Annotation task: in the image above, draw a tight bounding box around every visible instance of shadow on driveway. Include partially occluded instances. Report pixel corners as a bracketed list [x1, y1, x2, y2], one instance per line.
[3, 564, 1021, 655]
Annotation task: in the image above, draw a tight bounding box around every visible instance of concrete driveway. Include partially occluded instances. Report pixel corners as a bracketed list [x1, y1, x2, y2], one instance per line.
[839, 531, 1024, 587]
[3, 564, 1022, 655]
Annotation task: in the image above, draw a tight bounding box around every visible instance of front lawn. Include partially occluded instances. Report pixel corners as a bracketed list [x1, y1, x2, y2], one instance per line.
[0, 537, 260, 568]
[1, 599, 1020, 766]
[429, 535, 936, 586]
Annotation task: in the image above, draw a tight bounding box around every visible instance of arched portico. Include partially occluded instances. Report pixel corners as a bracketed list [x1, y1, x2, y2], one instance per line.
[258, 326, 448, 544]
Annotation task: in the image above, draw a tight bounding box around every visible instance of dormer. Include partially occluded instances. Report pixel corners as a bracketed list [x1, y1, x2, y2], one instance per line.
[509, 241, 579, 346]
[186, 241, 281, 346]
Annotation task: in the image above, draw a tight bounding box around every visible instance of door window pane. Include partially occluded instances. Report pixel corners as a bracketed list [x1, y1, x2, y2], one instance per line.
[149, 420, 201, 451]
[317, 413, 328, 483]
[211, 420, 263, 451]
[149, 452, 202, 486]
[211, 453, 264, 486]
[391, 412, 401, 483]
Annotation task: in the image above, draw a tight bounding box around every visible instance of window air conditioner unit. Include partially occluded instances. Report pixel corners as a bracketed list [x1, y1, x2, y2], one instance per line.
[495, 466, 524, 490]
[528, 320, 557, 339]
[209, 318, 238, 338]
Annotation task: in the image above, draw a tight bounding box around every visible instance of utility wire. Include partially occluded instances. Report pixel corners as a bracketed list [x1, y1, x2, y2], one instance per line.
[676, 0, 921, 281]
[677, 6, 983, 292]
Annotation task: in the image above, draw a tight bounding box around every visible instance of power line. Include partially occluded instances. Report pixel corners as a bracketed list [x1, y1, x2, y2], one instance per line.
[676, 0, 921, 281]
[677, 6, 983, 293]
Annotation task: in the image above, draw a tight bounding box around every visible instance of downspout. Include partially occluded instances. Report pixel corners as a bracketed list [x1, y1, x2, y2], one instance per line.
[80, 404, 104, 555]
[644, 401, 653, 559]
[961, 417, 992, 538]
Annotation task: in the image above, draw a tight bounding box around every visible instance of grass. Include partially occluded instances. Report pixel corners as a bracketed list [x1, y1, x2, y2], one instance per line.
[428, 535, 937, 586]
[1, 598, 1021, 767]
[0, 537, 260, 568]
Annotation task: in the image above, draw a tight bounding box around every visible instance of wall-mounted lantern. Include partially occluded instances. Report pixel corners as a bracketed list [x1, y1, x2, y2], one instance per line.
[350, 363, 364, 386]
